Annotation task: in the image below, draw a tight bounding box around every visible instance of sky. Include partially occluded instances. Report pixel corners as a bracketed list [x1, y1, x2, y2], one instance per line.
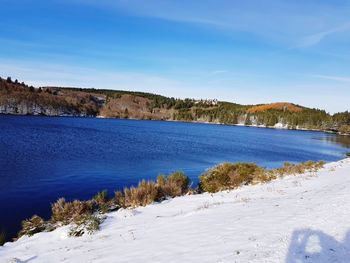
[0, 0, 349, 113]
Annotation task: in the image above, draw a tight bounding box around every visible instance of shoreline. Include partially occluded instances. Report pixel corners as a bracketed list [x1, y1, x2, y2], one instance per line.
[1, 158, 350, 262]
[1, 112, 348, 136]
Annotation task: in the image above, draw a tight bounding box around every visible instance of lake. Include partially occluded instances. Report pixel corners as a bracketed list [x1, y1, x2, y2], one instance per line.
[0, 115, 349, 240]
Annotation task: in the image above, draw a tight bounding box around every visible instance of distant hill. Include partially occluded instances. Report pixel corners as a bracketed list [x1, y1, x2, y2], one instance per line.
[0, 76, 349, 134]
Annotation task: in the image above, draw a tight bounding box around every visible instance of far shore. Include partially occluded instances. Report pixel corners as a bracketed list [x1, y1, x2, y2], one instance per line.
[3, 112, 346, 135]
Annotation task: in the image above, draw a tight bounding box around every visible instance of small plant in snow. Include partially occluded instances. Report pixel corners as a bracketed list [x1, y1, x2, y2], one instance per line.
[18, 215, 47, 237]
[68, 215, 103, 237]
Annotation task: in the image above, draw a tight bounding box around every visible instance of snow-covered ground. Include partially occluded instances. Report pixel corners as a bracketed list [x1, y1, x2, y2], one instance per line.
[1, 158, 350, 263]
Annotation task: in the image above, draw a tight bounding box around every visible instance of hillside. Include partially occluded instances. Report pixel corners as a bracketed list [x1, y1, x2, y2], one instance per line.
[1, 158, 350, 262]
[0, 76, 349, 134]
[0, 77, 103, 117]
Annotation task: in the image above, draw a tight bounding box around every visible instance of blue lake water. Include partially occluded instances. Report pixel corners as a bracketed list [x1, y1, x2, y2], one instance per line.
[0, 115, 349, 240]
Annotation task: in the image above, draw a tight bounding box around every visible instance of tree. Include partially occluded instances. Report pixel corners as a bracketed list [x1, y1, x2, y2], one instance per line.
[6, 77, 12, 83]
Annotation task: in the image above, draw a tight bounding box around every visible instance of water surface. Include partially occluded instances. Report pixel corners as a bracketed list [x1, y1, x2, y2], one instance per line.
[0, 115, 349, 240]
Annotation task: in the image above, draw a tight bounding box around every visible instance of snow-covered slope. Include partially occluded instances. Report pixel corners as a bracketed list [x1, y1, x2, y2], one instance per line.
[1, 159, 350, 263]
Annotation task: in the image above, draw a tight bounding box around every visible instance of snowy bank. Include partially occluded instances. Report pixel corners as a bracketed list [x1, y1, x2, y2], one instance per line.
[1, 158, 350, 263]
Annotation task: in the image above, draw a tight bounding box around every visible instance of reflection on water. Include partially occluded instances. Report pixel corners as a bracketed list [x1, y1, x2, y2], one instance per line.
[314, 134, 350, 149]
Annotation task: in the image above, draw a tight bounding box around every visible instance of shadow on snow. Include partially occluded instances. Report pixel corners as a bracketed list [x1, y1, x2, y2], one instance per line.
[286, 229, 350, 262]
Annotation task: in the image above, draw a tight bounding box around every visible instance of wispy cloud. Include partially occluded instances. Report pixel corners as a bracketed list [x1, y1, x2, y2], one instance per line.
[297, 22, 350, 48]
[312, 74, 350, 83]
[208, 70, 229, 76]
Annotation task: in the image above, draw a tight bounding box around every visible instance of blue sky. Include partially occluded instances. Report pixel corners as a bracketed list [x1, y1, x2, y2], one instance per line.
[0, 0, 349, 113]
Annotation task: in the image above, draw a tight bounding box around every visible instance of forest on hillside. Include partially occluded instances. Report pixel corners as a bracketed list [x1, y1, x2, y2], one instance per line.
[0, 76, 349, 134]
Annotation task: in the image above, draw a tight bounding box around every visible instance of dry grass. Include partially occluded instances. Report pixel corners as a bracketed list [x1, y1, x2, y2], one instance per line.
[118, 172, 191, 208]
[157, 171, 190, 199]
[93, 190, 112, 213]
[51, 198, 94, 224]
[199, 161, 325, 193]
[93, 190, 109, 205]
[18, 197, 106, 238]
[199, 163, 265, 193]
[18, 215, 47, 238]
[272, 161, 325, 177]
[124, 180, 158, 207]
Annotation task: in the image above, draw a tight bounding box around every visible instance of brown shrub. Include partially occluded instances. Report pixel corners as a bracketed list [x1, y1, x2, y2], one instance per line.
[274, 161, 325, 176]
[114, 191, 125, 208]
[199, 163, 265, 193]
[124, 180, 158, 207]
[51, 198, 94, 224]
[199, 161, 325, 193]
[255, 171, 277, 183]
[93, 190, 109, 205]
[18, 215, 46, 238]
[93, 190, 111, 213]
[157, 171, 190, 199]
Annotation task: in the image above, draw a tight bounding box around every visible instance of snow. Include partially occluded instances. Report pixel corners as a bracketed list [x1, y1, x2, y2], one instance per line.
[1, 158, 350, 263]
[274, 122, 288, 129]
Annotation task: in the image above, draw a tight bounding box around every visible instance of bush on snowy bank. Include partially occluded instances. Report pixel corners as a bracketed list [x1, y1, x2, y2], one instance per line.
[18, 215, 54, 238]
[123, 180, 159, 207]
[273, 161, 325, 176]
[157, 171, 191, 198]
[116, 171, 190, 208]
[51, 198, 95, 224]
[199, 163, 265, 193]
[199, 161, 325, 193]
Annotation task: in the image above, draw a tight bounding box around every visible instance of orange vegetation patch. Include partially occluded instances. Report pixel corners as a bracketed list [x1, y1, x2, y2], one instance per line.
[247, 103, 303, 113]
